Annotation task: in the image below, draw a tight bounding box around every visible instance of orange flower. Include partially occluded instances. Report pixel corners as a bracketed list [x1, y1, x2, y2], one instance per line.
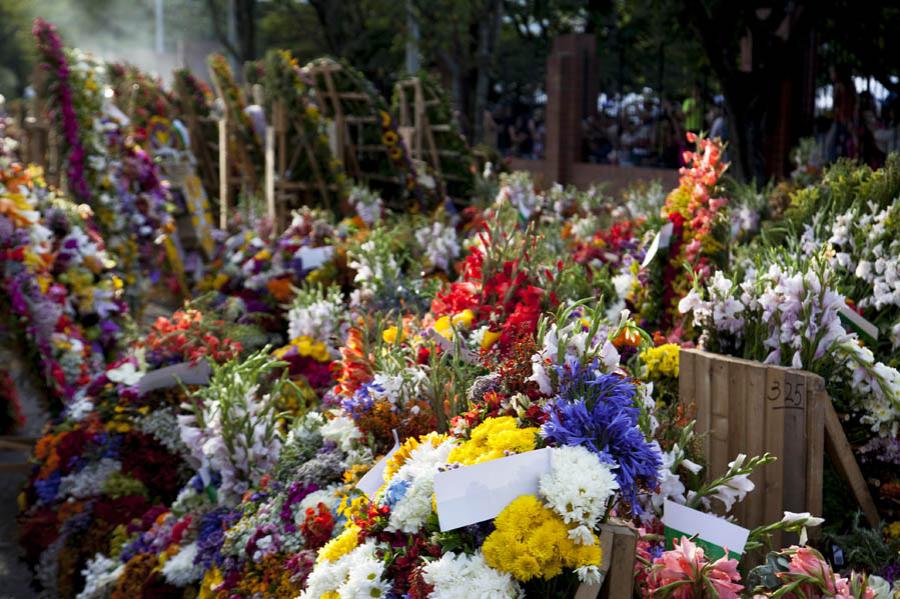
[266, 277, 295, 302]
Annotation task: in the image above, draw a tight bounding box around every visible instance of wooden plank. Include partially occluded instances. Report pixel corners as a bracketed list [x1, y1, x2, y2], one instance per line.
[0, 463, 32, 473]
[744, 361, 767, 529]
[693, 351, 712, 460]
[763, 366, 786, 546]
[805, 378, 826, 540]
[709, 360, 730, 486]
[598, 523, 637, 599]
[728, 362, 748, 525]
[824, 401, 881, 528]
[781, 369, 809, 545]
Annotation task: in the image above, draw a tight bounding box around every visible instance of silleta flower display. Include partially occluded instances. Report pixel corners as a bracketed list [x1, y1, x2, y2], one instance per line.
[2, 21, 899, 599]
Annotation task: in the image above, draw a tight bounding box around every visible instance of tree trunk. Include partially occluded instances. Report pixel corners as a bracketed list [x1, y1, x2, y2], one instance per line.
[236, 0, 256, 62]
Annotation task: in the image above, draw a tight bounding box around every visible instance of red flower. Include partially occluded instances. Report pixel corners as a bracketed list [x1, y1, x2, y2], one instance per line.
[301, 502, 335, 549]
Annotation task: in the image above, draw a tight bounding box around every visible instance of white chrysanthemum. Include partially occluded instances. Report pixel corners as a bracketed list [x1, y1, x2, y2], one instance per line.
[58, 458, 122, 499]
[299, 539, 386, 599]
[77, 553, 124, 599]
[299, 485, 342, 513]
[138, 408, 185, 454]
[320, 414, 363, 452]
[161, 542, 203, 586]
[338, 548, 391, 598]
[422, 550, 522, 598]
[539, 445, 618, 541]
[384, 439, 455, 533]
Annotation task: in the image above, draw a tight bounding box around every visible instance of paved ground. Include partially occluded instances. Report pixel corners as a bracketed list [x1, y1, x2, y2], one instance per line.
[0, 332, 50, 598]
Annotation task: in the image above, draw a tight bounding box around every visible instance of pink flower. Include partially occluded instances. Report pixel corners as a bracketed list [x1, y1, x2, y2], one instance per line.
[646, 537, 743, 598]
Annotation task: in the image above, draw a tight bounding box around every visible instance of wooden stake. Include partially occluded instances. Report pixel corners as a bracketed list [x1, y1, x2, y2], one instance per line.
[218, 117, 228, 229]
[265, 124, 276, 235]
[824, 401, 881, 528]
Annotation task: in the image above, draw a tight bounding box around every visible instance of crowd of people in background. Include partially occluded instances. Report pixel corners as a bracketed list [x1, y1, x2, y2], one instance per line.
[486, 85, 729, 169]
[486, 71, 898, 172]
[823, 66, 899, 168]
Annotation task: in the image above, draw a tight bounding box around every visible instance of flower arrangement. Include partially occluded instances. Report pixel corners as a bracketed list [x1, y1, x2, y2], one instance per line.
[262, 49, 346, 215]
[679, 256, 899, 437]
[12, 47, 900, 597]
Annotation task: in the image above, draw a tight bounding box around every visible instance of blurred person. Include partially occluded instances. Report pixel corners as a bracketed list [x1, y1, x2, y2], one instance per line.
[683, 84, 703, 134]
[482, 109, 498, 149]
[873, 94, 900, 155]
[510, 107, 534, 158]
[530, 107, 545, 159]
[824, 65, 857, 162]
[857, 90, 884, 167]
[495, 105, 513, 156]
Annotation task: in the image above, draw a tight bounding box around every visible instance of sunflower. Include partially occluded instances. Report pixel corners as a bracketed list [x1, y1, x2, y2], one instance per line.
[382, 130, 399, 146]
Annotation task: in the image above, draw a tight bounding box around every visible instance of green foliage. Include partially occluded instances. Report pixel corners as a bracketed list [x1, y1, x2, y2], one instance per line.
[826, 512, 898, 574]
[786, 154, 900, 228]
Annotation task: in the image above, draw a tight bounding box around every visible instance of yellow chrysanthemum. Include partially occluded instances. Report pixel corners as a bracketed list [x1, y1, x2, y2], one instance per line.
[318, 524, 360, 563]
[482, 495, 601, 582]
[449, 417, 538, 466]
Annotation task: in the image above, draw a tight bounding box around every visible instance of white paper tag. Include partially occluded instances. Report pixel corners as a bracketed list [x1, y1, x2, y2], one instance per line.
[663, 500, 749, 555]
[434, 448, 552, 531]
[641, 222, 674, 268]
[138, 361, 211, 395]
[838, 305, 879, 341]
[295, 245, 334, 271]
[356, 430, 401, 498]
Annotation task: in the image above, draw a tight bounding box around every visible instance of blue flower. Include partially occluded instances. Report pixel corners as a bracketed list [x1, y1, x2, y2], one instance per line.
[383, 479, 411, 508]
[340, 380, 385, 419]
[35, 471, 61, 504]
[194, 507, 240, 568]
[541, 360, 661, 515]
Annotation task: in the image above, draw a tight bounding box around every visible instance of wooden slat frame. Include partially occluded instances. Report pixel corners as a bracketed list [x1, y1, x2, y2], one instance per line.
[678, 348, 879, 542]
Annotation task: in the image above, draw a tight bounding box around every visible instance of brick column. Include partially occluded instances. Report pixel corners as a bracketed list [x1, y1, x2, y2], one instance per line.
[544, 34, 597, 185]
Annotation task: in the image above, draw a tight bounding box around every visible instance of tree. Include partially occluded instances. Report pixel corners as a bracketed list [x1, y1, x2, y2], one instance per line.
[205, 0, 258, 63]
[677, 0, 900, 182]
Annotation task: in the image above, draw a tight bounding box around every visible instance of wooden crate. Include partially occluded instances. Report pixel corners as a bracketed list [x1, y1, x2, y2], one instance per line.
[573, 521, 637, 599]
[679, 348, 879, 547]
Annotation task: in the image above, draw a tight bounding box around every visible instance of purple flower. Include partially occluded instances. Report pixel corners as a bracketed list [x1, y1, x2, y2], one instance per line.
[541, 360, 661, 515]
[340, 381, 384, 419]
[194, 507, 240, 569]
[280, 481, 318, 533]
